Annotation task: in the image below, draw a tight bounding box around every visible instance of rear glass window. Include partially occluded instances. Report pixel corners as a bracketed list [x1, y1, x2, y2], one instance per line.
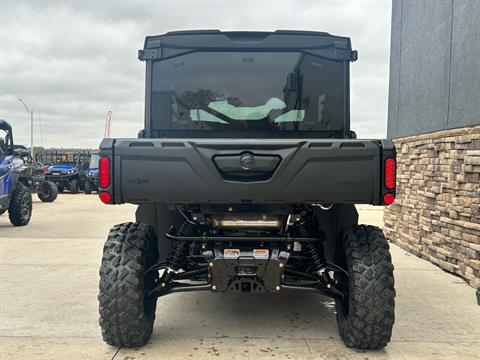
[151, 51, 346, 134]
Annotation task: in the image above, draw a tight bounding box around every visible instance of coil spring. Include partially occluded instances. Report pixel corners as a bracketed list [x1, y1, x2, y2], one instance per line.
[177, 221, 196, 236]
[297, 219, 317, 237]
[296, 219, 326, 273]
[166, 221, 197, 271]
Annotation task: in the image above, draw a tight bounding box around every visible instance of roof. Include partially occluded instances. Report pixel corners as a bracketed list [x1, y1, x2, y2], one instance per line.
[0, 119, 12, 132]
[139, 30, 357, 62]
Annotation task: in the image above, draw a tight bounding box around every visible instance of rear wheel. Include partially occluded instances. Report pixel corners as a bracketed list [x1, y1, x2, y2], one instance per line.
[69, 179, 79, 194]
[335, 225, 395, 350]
[98, 222, 159, 347]
[38, 181, 58, 202]
[8, 183, 32, 226]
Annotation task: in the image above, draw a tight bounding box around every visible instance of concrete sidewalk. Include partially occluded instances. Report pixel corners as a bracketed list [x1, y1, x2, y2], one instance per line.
[1, 196, 479, 359]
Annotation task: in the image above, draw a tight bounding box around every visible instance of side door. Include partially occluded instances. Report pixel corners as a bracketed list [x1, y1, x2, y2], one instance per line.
[0, 155, 14, 208]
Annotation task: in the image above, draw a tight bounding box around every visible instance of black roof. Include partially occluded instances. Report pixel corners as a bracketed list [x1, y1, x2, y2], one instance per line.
[0, 119, 12, 132]
[139, 30, 357, 62]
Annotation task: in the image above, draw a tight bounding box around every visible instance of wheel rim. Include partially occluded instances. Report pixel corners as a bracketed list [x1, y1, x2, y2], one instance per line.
[41, 185, 50, 198]
[22, 194, 31, 218]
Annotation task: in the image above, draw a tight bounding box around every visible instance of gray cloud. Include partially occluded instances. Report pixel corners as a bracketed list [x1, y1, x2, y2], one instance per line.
[1, 0, 392, 147]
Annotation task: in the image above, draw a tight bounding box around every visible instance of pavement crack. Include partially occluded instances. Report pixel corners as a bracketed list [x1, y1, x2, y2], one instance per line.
[110, 347, 121, 360]
[304, 339, 312, 354]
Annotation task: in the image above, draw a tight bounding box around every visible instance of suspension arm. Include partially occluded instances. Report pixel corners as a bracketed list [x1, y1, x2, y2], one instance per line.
[281, 284, 345, 300]
[148, 282, 211, 298]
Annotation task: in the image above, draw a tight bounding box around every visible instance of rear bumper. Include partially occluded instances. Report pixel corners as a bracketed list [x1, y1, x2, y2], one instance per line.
[100, 138, 395, 205]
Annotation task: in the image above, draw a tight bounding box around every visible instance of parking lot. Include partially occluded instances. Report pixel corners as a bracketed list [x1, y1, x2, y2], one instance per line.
[1, 195, 479, 359]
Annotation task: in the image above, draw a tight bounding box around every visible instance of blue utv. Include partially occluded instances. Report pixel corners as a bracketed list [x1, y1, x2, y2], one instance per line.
[0, 120, 32, 226]
[84, 153, 99, 194]
[43, 150, 90, 194]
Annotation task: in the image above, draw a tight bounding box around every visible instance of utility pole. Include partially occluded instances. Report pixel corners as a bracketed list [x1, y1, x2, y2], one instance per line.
[18, 98, 34, 157]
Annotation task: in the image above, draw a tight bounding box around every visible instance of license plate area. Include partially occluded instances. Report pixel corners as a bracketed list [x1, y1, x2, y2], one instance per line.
[207, 248, 289, 293]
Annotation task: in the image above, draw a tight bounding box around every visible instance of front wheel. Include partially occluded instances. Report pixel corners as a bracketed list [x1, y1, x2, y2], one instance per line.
[84, 180, 92, 194]
[335, 225, 395, 350]
[98, 222, 159, 347]
[38, 181, 58, 202]
[8, 183, 32, 226]
[69, 179, 79, 194]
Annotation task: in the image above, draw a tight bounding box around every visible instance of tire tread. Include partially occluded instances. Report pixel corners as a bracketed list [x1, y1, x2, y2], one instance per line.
[8, 183, 32, 226]
[98, 222, 158, 347]
[336, 225, 395, 350]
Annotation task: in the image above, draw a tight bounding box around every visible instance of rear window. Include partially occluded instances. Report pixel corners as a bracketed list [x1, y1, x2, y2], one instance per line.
[150, 51, 346, 136]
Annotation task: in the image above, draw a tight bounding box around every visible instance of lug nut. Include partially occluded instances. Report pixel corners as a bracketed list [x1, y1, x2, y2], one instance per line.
[209, 262, 214, 268]
[326, 283, 331, 289]
[275, 286, 281, 291]
[279, 263, 284, 268]
[212, 285, 217, 291]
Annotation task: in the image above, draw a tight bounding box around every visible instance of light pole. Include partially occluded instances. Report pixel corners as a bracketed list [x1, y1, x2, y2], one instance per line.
[18, 98, 34, 157]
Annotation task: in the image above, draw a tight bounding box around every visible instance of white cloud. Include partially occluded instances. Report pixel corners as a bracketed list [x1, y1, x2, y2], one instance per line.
[0, 0, 392, 147]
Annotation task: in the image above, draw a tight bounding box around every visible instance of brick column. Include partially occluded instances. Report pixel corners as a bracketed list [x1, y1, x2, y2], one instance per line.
[384, 125, 480, 287]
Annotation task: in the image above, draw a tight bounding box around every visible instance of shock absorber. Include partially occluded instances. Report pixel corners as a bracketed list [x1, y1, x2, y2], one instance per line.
[296, 218, 327, 274]
[160, 220, 197, 285]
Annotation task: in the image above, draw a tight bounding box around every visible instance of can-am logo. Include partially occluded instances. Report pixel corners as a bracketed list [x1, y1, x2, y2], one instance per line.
[127, 177, 149, 185]
[240, 153, 255, 170]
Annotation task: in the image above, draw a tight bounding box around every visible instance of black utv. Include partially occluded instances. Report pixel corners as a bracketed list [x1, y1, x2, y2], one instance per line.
[97, 30, 397, 350]
[14, 146, 58, 202]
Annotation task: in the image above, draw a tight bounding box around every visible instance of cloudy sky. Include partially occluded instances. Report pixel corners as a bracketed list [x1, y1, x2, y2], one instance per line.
[0, 0, 392, 148]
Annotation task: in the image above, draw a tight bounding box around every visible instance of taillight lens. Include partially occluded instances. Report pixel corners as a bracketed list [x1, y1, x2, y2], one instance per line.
[383, 193, 395, 205]
[99, 156, 110, 188]
[99, 192, 111, 204]
[384, 157, 396, 190]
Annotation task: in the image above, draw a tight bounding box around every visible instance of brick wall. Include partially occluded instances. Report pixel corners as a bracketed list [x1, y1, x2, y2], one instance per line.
[384, 125, 480, 288]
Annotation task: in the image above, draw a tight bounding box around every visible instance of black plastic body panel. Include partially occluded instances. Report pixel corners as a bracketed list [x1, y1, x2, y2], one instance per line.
[100, 138, 394, 205]
[140, 30, 356, 62]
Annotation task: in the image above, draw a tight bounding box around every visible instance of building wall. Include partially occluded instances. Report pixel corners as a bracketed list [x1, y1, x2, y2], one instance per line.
[384, 126, 480, 288]
[388, 0, 480, 139]
[385, 0, 480, 287]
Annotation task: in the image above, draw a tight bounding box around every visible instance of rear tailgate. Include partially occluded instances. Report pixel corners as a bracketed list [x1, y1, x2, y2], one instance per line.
[99, 138, 395, 205]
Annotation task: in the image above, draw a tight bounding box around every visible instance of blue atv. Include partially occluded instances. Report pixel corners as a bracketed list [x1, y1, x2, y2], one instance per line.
[84, 153, 99, 194]
[42, 150, 90, 194]
[0, 120, 32, 226]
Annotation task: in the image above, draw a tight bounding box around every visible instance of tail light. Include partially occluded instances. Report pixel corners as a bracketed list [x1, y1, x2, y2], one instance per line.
[98, 157, 110, 188]
[383, 157, 396, 205]
[99, 192, 111, 204]
[384, 157, 396, 190]
[383, 193, 395, 205]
